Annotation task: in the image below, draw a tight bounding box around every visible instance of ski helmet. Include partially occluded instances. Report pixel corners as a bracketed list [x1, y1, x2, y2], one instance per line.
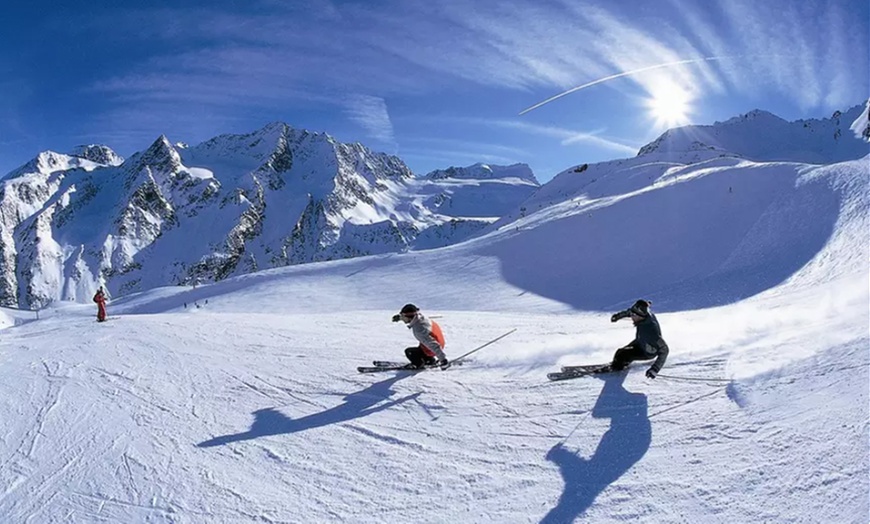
[629, 299, 651, 317]
[400, 303, 419, 315]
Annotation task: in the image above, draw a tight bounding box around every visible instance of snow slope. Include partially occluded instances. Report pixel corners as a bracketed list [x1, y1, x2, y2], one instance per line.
[0, 148, 866, 522]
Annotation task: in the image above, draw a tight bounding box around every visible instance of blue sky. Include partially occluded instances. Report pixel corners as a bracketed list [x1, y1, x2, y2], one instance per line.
[1, 0, 867, 182]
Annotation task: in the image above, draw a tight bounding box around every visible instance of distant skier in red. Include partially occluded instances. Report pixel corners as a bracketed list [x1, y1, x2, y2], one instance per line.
[93, 287, 107, 322]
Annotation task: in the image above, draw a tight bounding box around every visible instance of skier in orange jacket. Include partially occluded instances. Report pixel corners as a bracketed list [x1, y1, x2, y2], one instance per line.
[391, 303, 448, 369]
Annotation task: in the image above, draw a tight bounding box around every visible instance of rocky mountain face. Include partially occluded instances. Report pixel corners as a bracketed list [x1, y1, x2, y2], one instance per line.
[69, 144, 125, 166]
[850, 99, 870, 142]
[0, 124, 538, 309]
[426, 163, 539, 184]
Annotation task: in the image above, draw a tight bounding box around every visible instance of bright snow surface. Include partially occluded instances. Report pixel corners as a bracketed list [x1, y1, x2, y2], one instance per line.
[0, 153, 867, 523]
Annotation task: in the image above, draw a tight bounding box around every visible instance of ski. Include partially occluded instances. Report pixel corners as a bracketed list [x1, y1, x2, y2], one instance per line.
[361, 329, 520, 374]
[548, 364, 613, 381]
[369, 360, 464, 370]
[561, 363, 611, 373]
[372, 361, 408, 368]
[358, 365, 411, 373]
[357, 363, 441, 374]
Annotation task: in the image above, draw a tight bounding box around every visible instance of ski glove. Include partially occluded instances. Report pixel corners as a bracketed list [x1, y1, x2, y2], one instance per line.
[392, 314, 401, 322]
[439, 359, 450, 370]
[645, 368, 658, 379]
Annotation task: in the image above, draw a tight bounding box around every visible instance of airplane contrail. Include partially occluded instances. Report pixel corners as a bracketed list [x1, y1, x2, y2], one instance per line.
[518, 56, 734, 116]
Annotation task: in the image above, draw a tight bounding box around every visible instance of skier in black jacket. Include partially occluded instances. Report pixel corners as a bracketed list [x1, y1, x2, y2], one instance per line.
[609, 299, 669, 379]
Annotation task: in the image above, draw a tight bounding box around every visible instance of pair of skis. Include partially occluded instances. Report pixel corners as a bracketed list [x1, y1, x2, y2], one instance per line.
[357, 360, 461, 373]
[357, 328, 518, 374]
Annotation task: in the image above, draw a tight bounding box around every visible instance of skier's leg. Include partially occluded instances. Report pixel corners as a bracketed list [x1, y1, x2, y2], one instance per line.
[611, 343, 645, 370]
[420, 345, 437, 366]
[404, 346, 425, 368]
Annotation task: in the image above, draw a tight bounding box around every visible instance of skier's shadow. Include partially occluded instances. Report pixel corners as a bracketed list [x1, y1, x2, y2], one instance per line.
[541, 371, 650, 523]
[197, 374, 417, 448]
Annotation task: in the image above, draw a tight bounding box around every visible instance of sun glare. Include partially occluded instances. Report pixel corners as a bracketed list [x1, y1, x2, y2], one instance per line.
[646, 85, 693, 129]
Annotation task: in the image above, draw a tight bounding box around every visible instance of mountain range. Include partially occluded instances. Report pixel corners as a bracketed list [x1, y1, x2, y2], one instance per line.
[0, 102, 866, 310]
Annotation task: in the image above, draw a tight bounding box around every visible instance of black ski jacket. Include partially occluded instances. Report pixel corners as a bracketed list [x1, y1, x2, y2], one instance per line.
[632, 313, 669, 372]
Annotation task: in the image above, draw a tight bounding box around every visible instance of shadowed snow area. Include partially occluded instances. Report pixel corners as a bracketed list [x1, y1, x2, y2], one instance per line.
[0, 153, 866, 522]
[481, 156, 846, 311]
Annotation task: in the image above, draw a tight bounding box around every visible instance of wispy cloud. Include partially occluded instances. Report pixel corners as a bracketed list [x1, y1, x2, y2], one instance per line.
[444, 117, 640, 155]
[402, 136, 531, 158]
[408, 113, 640, 159]
[76, 1, 866, 116]
[343, 95, 396, 149]
[15, 0, 865, 174]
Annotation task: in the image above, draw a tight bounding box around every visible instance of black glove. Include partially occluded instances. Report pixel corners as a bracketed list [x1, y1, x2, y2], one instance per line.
[392, 314, 401, 322]
[439, 359, 450, 370]
[645, 368, 658, 379]
[610, 314, 619, 323]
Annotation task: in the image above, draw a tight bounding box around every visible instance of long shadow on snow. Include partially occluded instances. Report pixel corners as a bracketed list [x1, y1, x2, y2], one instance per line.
[541, 371, 650, 523]
[197, 374, 417, 447]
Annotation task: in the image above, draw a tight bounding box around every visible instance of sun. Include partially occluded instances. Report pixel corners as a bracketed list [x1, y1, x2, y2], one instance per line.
[646, 83, 693, 129]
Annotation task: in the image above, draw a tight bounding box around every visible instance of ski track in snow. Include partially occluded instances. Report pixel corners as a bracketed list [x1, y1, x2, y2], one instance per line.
[0, 311, 865, 523]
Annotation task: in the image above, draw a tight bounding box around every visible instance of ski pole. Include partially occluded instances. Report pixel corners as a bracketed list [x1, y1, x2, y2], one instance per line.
[445, 328, 518, 368]
[656, 373, 732, 384]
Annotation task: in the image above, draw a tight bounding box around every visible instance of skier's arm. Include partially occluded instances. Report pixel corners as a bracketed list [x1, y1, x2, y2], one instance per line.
[649, 344, 669, 374]
[420, 331, 447, 361]
[611, 309, 632, 322]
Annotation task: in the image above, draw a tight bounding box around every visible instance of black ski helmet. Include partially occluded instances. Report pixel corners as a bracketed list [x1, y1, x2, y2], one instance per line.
[400, 303, 419, 315]
[629, 299, 651, 317]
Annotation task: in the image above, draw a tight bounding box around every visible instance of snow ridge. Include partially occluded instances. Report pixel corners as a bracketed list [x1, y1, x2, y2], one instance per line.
[639, 103, 869, 163]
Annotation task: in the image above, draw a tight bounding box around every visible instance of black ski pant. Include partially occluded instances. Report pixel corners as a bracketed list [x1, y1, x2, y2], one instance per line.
[610, 343, 654, 371]
[405, 346, 437, 368]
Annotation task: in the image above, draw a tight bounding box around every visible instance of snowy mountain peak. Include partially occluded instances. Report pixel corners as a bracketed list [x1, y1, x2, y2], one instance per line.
[425, 163, 539, 185]
[3, 150, 103, 180]
[33, 151, 77, 172]
[638, 102, 869, 163]
[188, 122, 301, 168]
[132, 135, 183, 173]
[68, 144, 124, 166]
[257, 121, 291, 137]
[719, 109, 786, 126]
